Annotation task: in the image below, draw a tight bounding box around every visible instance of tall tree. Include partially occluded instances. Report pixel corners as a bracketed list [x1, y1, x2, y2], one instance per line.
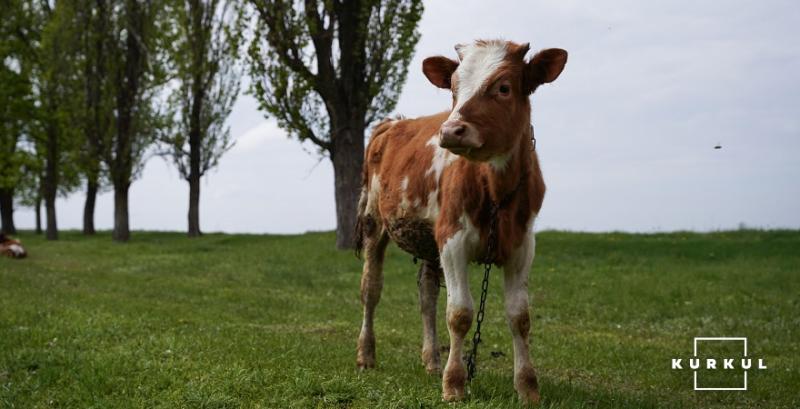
[247, 0, 423, 249]
[76, 0, 115, 235]
[34, 0, 84, 240]
[0, 0, 36, 234]
[164, 0, 242, 237]
[0, 68, 29, 234]
[2, 0, 81, 238]
[105, 0, 171, 242]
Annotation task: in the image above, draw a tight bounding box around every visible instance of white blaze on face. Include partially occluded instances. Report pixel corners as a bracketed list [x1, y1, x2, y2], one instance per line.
[449, 42, 508, 121]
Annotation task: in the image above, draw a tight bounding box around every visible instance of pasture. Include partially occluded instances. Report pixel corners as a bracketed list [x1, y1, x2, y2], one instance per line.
[1, 230, 798, 408]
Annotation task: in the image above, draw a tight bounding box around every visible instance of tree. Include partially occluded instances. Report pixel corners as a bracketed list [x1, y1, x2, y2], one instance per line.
[76, 0, 116, 235]
[2, 0, 82, 238]
[247, 0, 423, 249]
[0, 0, 36, 234]
[163, 0, 243, 237]
[33, 0, 84, 240]
[104, 0, 171, 242]
[0, 66, 30, 234]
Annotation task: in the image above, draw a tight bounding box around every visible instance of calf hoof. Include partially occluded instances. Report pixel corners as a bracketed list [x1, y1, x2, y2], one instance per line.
[442, 365, 467, 401]
[356, 334, 376, 369]
[515, 366, 540, 405]
[421, 347, 441, 374]
[356, 348, 375, 369]
[356, 356, 375, 370]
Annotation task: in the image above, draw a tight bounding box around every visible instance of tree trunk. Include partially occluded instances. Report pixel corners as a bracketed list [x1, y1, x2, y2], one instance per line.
[330, 123, 365, 250]
[83, 179, 98, 235]
[112, 183, 130, 242]
[35, 195, 42, 234]
[187, 173, 201, 237]
[44, 125, 59, 241]
[112, 180, 130, 242]
[45, 192, 57, 240]
[0, 187, 16, 234]
[187, 79, 203, 237]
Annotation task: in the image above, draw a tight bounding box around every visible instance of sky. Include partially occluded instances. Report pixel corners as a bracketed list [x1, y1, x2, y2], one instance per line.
[15, 0, 800, 234]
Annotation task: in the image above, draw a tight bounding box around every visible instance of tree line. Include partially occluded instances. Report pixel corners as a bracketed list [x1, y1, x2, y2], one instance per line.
[1, 0, 423, 248]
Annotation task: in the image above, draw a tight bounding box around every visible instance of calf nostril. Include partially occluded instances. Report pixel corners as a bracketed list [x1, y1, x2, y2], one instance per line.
[453, 125, 465, 136]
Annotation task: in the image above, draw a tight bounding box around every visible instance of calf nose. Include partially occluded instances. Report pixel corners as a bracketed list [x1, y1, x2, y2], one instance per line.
[441, 121, 466, 139]
[439, 119, 482, 151]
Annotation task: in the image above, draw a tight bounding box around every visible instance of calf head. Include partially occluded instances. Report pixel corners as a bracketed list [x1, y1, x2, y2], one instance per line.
[423, 40, 567, 162]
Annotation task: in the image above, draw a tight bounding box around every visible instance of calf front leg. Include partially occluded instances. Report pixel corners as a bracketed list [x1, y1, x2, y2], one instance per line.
[503, 231, 540, 404]
[439, 234, 474, 401]
[418, 260, 442, 374]
[356, 229, 389, 369]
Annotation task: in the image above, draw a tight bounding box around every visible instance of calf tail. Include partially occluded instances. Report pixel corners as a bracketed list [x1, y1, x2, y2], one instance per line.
[354, 186, 368, 259]
[354, 134, 372, 259]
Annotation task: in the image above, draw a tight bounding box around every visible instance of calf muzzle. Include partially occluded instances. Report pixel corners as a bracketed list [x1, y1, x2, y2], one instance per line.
[439, 120, 482, 153]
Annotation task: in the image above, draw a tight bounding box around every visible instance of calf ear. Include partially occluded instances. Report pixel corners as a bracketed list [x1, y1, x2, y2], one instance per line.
[422, 56, 459, 89]
[524, 48, 568, 93]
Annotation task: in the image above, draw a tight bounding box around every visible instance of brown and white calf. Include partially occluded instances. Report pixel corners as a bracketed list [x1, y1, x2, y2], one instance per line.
[0, 233, 27, 258]
[354, 39, 567, 403]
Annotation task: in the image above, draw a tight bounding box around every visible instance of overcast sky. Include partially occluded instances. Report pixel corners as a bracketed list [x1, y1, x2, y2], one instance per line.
[16, 0, 800, 234]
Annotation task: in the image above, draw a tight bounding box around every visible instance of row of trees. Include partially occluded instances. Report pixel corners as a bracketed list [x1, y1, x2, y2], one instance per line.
[1, 0, 423, 248]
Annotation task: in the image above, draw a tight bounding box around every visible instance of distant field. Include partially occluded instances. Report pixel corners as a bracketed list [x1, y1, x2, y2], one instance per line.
[1, 230, 798, 408]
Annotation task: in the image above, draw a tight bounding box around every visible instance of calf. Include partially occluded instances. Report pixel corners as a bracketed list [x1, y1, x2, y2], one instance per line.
[0, 233, 27, 258]
[354, 39, 567, 403]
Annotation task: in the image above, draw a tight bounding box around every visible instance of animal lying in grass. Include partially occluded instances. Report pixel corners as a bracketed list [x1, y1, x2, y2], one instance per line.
[0, 233, 27, 259]
[354, 39, 567, 403]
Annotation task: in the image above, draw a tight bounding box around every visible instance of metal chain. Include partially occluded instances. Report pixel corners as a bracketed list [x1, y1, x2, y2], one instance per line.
[466, 203, 499, 382]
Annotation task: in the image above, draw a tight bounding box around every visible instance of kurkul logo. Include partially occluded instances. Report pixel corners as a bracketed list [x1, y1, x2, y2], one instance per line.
[672, 337, 767, 391]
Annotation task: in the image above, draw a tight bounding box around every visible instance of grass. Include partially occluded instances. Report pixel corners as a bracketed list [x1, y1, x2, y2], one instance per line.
[1, 229, 798, 408]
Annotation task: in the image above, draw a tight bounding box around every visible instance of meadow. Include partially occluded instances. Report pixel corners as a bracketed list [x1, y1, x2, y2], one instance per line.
[1, 230, 798, 408]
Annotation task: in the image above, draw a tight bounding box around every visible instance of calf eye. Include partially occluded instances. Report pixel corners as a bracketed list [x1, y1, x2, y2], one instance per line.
[498, 84, 510, 96]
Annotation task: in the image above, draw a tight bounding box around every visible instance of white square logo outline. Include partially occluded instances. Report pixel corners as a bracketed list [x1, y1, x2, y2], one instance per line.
[693, 337, 747, 391]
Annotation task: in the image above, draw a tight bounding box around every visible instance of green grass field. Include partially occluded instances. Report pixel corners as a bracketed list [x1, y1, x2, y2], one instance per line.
[1, 230, 798, 408]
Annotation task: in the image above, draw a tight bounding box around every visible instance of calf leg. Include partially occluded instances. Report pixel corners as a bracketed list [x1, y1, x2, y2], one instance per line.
[503, 231, 540, 404]
[418, 260, 442, 374]
[356, 228, 389, 369]
[440, 236, 474, 401]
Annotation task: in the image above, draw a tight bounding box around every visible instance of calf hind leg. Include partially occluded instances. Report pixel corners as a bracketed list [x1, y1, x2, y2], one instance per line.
[356, 227, 389, 369]
[418, 260, 442, 374]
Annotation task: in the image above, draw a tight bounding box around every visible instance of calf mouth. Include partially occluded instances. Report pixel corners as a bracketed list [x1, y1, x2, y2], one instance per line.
[445, 146, 472, 156]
